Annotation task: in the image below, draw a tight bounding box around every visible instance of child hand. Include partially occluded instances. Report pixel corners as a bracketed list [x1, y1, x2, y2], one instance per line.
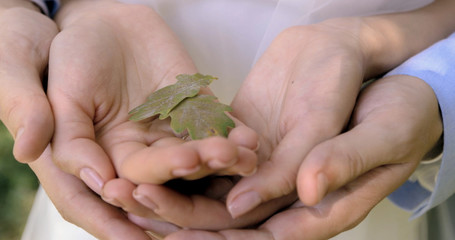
[48, 1, 258, 194]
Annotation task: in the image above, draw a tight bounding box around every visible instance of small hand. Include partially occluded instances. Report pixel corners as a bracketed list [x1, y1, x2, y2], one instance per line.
[48, 1, 258, 195]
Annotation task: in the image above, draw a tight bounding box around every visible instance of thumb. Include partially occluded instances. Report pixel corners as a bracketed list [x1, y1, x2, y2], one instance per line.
[297, 77, 441, 206]
[296, 123, 406, 206]
[0, 8, 58, 162]
[0, 52, 54, 163]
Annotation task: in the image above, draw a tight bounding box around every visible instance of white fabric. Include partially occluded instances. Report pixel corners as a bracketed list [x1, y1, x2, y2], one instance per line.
[22, 0, 434, 239]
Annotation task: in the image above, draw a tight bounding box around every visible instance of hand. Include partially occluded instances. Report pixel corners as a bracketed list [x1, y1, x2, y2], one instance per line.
[0, 2, 154, 239]
[110, 12, 446, 233]
[103, 20, 375, 230]
[160, 72, 443, 240]
[28, 147, 151, 240]
[48, 1, 258, 195]
[0, 2, 57, 162]
[101, 0, 449, 238]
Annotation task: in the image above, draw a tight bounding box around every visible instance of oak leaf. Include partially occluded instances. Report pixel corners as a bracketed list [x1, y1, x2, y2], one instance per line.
[129, 73, 216, 121]
[129, 73, 235, 139]
[169, 95, 235, 140]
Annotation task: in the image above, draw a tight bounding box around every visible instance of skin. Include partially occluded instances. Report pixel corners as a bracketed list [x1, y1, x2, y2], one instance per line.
[121, 74, 442, 240]
[48, 0, 259, 196]
[0, 0, 56, 163]
[0, 0, 150, 239]
[2, 0, 453, 239]
[107, 0, 453, 237]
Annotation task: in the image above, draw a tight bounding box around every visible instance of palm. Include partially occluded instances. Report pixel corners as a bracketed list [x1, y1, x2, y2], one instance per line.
[115, 24, 371, 232]
[48, 2, 257, 191]
[163, 69, 442, 240]
[226, 24, 366, 214]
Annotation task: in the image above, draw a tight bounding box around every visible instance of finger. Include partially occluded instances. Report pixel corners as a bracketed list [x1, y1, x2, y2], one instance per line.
[128, 214, 180, 238]
[165, 229, 273, 240]
[166, 163, 411, 240]
[227, 118, 260, 151]
[225, 128, 311, 218]
[29, 147, 150, 240]
[185, 137, 257, 177]
[132, 183, 293, 230]
[116, 136, 256, 184]
[49, 94, 115, 194]
[0, 78, 54, 162]
[0, 11, 57, 162]
[262, 164, 413, 240]
[47, 33, 118, 194]
[102, 178, 160, 219]
[186, 136, 239, 171]
[297, 76, 442, 206]
[133, 184, 234, 229]
[212, 146, 257, 177]
[296, 124, 403, 206]
[114, 142, 201, 184]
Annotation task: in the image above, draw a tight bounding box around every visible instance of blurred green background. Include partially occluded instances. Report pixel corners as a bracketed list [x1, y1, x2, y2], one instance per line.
[0, 122, 39, 240]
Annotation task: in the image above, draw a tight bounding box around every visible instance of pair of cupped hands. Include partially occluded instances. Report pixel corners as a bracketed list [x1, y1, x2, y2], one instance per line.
[1, 1, 442, 239]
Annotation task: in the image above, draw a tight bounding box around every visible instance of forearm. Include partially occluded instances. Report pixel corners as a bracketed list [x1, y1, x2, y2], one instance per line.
[325, 0, 455, 78]
[362, 0, 455, 77]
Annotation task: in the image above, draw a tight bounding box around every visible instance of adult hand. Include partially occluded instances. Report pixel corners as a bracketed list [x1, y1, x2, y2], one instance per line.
[161, 72, 443, 240]
[221, 0, 455, 215]
[28, 147, 151, 240]
[0, 1, 57, 162]
[48, 0, 258, 195]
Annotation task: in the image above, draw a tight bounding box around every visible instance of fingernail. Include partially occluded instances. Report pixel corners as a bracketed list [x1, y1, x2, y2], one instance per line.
[145, 231, 165, 240]
[228, 191, 262, 218]
[133, 190, 158, 211]
[254, 141, 260, 151]
[207, 158, 236, 169]
[15, 127, 24, 141]
[172, 165, 201, 177]
[317, 173, 328, 202]
[239, 166, 257, 177]
[101, 196, 124, 209]
[80, 168, 104, 195]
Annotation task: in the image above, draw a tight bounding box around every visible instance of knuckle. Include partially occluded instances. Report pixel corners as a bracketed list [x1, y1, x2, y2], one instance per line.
[1, 92, 50, 130]
[56, 189, 86, 223]
[274, 172, 298, 198]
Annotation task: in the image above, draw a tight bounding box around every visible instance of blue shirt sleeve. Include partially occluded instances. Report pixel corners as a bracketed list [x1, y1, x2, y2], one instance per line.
[386, 32, 455, 218]
[30, 0, 60, 17]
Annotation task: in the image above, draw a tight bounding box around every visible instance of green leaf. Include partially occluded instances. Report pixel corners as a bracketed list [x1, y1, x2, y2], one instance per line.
[129, 73, 217, 121]
[169, 95, 235, 140]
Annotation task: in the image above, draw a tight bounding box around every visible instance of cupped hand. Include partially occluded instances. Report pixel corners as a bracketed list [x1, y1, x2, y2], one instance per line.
[48, 1, 258, 195]
[0, 3, 57, 162]
[159, 71, 443, 240]
[28, 147, 151, 240]
[102, 20, 373, 231]
[225, 21, 369, 217]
